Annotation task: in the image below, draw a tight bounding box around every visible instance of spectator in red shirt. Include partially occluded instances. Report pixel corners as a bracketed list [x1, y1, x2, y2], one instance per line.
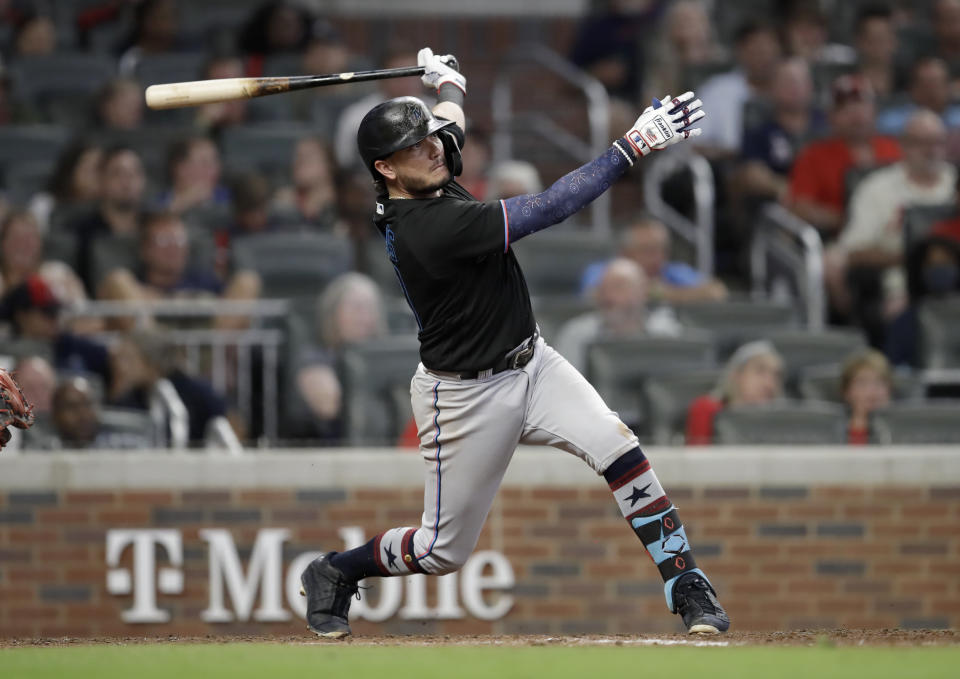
[841, 349, 892, 445]
[784, 74, 901, 238]
[685, 340, 784, 445]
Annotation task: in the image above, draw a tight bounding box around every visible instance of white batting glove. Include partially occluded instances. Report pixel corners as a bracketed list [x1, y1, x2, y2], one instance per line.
[418, 47, 466, 94]
[624, 91, 705, 157]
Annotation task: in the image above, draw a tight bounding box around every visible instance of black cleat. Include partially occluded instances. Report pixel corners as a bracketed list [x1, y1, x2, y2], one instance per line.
[673, 572, 730, 634]
[299, 553, 359, 638]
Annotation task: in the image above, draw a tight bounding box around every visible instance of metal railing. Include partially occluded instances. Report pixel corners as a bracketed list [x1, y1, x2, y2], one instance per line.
[64, 299, 289, 444]
[750, 203, 826, 330]
[641, 149, 716, 277]
[491, 43, 611, 233]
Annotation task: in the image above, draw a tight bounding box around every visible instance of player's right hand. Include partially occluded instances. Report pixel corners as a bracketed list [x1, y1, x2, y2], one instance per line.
[623, 91, 705, 157]
[418, 47, 466, 94]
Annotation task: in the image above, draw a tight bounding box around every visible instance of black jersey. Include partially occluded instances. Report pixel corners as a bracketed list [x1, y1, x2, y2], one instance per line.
[372, 180, 536, 372]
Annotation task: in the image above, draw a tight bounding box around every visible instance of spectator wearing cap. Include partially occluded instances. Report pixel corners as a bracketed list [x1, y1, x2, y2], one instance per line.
[784, 74, 901, 237]
[685, 340, 785, 445]
[824, 109, 955, 338]
[0, 274, 109, 383]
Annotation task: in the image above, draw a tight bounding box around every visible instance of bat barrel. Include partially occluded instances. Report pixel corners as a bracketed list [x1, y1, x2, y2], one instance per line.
[145, 67, 426, 110]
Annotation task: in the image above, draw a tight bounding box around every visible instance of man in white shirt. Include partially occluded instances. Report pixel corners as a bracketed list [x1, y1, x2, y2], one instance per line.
[555, 257, 681, 373]
[825, 109, 956, 319]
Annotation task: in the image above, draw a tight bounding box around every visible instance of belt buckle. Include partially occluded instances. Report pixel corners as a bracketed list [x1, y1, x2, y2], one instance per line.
[509, 342, 535, 370]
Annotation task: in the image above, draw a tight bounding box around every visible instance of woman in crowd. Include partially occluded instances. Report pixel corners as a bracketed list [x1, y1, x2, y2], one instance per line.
[841, 349, 893, 444]
[685, 340, 785, 444]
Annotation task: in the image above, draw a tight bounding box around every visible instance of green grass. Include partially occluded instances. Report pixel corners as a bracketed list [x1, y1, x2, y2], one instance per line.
[2, 643, 958, 679]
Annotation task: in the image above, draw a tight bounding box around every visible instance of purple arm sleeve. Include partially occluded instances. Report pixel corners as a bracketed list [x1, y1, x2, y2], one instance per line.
[501, 139, 637, 249]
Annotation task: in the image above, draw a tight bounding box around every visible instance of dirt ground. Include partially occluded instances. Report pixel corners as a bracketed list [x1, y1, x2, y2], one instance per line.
[1, 629, 957, 649]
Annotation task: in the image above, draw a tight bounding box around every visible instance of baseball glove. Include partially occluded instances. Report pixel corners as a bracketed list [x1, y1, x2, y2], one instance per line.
[0, 369, 35, 450]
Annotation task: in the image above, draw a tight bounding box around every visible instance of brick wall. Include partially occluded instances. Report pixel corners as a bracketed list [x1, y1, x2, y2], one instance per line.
[0, 450, 958, 637]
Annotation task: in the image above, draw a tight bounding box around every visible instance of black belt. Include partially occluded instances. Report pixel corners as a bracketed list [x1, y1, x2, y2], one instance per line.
[429, 330, 539, 381]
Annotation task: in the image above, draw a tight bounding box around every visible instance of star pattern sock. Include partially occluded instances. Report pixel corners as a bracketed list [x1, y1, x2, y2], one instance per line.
[328, 526, 425, 581]
[603, 447, 705, 611]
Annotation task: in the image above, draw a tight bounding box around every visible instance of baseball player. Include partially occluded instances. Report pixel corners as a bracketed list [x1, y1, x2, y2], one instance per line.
[301, 47, 729, 637]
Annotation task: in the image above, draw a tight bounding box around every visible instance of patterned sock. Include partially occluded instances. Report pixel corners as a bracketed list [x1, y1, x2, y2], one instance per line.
[328, 526, 425, 581]
[603, 447, 705, 612]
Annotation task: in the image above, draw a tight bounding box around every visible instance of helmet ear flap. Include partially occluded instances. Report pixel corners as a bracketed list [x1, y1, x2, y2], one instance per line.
[439, 129, 462, 177]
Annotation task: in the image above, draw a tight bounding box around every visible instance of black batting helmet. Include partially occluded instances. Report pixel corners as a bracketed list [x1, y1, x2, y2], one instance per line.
[357, 96, 456, 179]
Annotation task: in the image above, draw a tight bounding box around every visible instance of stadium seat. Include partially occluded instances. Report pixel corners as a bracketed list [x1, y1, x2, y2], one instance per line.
[9, 53, 116, 100]
[88, 233, 138, 292]
[917, 296, 960, 369]
[99, 407, 160, 447]
[339, 335, 421, 445]
[585, 334, 716, 435]
[230, 232, 354, 298]
[531, 295, 594, 343]
[674, 298, 799, 359]
[134, 53, 207, 88]
[0, 125, 70, 172]
[92, 127, 193, 183]
[220, 124, 313, 183]
[641, 368, 723, 445]
[3, 160, 56, 205]
[764, 328, 868, 376]
[798, 364, 925, 403]
[713, 401, 848, 445]
[870, 401, 960, 444]
[902, 203, 958, 247]
[511, 231, 615, 298]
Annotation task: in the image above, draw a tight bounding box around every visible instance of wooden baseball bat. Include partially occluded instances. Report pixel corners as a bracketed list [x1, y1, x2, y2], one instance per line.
[145, 66, 426, 110]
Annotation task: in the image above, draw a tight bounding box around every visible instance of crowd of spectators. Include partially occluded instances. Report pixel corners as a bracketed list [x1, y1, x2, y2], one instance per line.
[0, 0, 958, 450]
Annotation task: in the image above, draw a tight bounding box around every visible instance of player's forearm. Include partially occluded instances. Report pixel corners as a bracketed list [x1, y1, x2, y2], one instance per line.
[432, 101, 465, 132]
[503, 92, 704, 244]
[501, 140, 637, 244]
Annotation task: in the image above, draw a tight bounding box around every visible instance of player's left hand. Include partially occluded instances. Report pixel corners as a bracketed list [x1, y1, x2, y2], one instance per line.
[624, 91, 705, 157]
[418, 47, 466, 94]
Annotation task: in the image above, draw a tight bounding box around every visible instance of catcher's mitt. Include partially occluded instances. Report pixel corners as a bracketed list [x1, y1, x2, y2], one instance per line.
[0, 369, 35, 450]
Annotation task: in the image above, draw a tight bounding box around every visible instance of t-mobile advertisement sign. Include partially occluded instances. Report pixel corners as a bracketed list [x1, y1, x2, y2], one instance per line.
[105, 527, 515, 624]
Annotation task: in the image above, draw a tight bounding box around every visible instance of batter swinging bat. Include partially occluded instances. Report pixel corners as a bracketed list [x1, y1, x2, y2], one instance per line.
[144, 66, 426, 110]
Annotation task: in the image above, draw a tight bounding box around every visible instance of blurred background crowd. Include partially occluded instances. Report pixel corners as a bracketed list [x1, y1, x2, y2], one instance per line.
[0, 0, 959, 451]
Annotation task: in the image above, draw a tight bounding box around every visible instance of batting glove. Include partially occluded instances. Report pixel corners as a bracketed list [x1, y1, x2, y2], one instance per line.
[624, 91, 705, 157]
[418, 47, 466, 95]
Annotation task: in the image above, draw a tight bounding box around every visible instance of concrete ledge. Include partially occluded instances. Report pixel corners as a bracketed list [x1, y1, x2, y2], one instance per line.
[0, 446, 958, 489]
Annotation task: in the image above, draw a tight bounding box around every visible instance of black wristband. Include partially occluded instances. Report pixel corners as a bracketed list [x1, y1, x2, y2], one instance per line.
[613, 137, 639, 166]
[437, 82, 465, 108]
